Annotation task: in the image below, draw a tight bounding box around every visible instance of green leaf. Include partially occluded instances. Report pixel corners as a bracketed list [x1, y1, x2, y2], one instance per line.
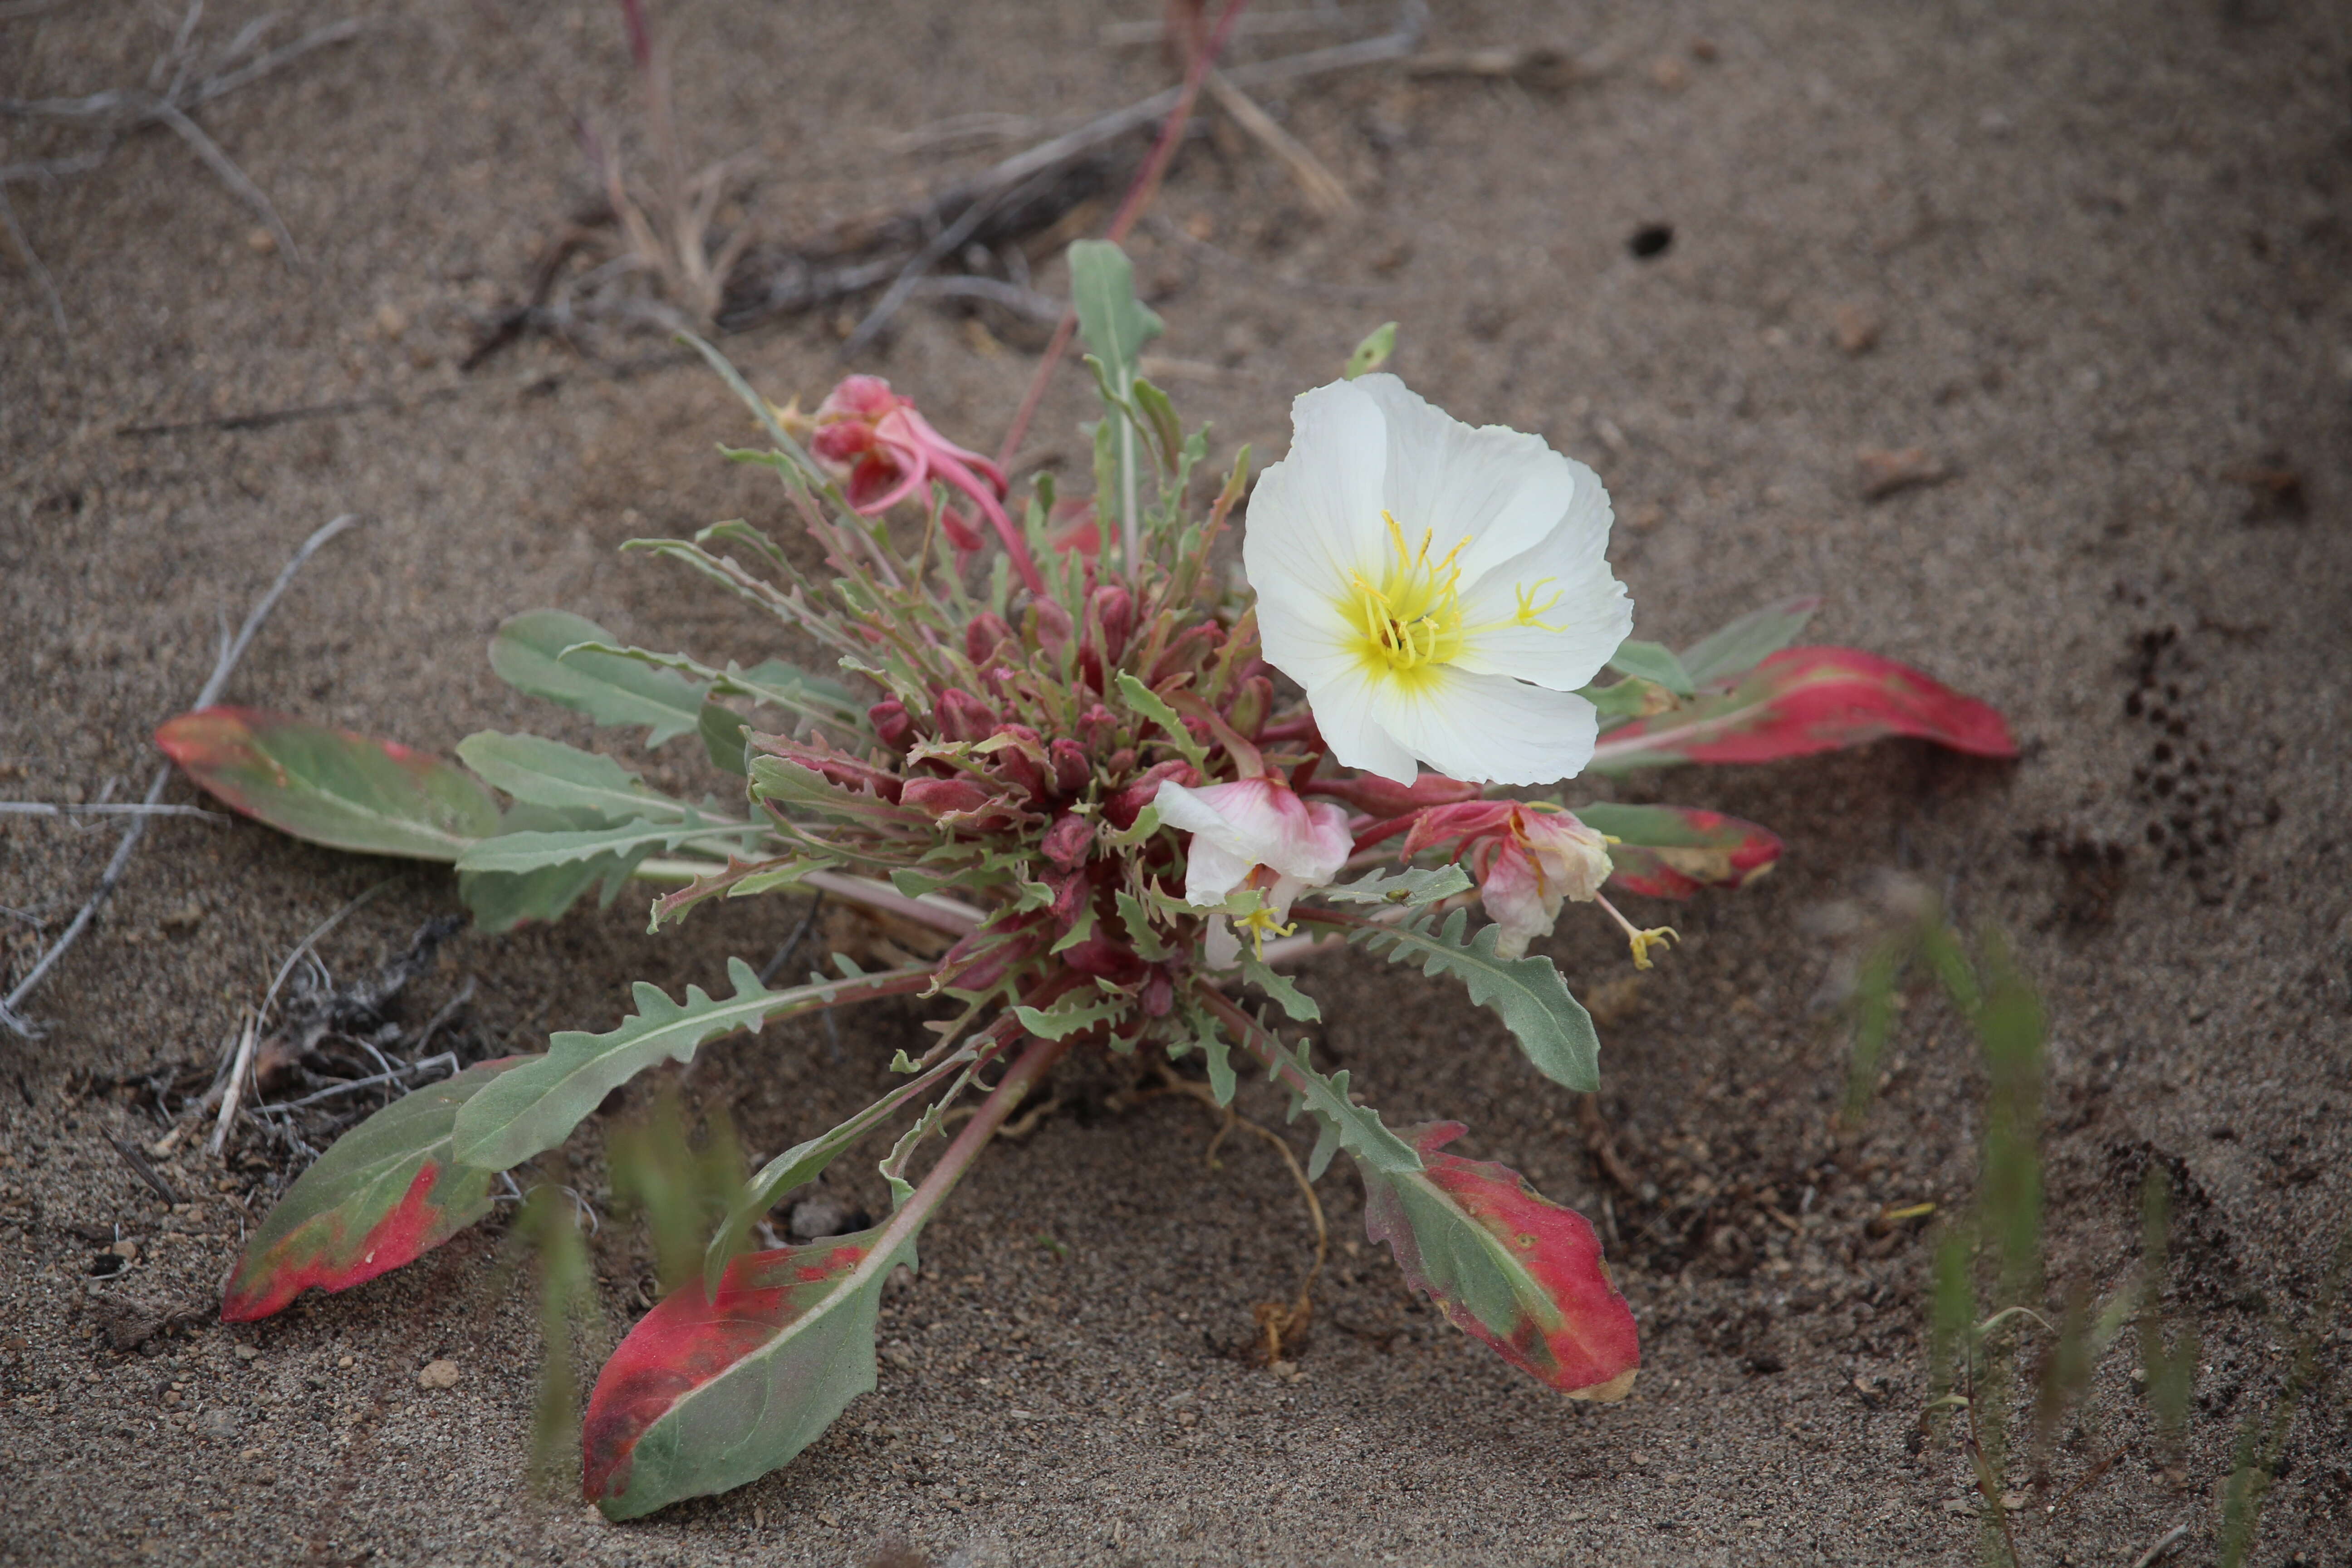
[1012, 993, 1129, 1041]
[1130, 378, 1184, 475]
[583, 1225, 916, 1519]
[456, 732, 696, 821]
[1677, 595, 1820, 686]
[1235, 1019, 1640, 1399]
[1068, 240, 1163, 391]
[451, 960, 924, 1171]
[1237, 953, 1320, 1023]
[1340, 909, 1601, 1092]
[1176, 1001, 1239, 1106]
[1605, 638, 1696, 698]
[1320, 865, 1472, 907]
[1113, 891, 1172, 961]
[489, 610, 709, 747]
[1343, 321, 1397, 379]
[222, 1056, 533, 1320]
[699, 702, 749, 776]
[565, 641, 864, 734]
[1578, 678, 1669, 721]
[461, 804, 651, 933]
[452, 813, 743, 876]
[157, 706, 498, 862]
[1113, 672, 1210, 771]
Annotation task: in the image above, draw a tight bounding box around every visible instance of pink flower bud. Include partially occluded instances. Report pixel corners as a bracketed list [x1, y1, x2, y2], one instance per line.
[869, 699, 916, 753]
[934, 687, 1000, 744]
[964, 612, 1015, 666]
[1041, 813, 1094, 871]
[1049, 738, 1092, 795]
[1105, 760, 1197, 830]
[1031, 598, 1073, 658]
[1090, 585, 1135, 666]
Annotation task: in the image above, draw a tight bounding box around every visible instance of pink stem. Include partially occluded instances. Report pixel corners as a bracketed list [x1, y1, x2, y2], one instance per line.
[933, 452, 1046, 596]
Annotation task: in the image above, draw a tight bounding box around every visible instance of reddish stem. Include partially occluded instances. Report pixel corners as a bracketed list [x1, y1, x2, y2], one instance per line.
[994, 0, 1254, 471]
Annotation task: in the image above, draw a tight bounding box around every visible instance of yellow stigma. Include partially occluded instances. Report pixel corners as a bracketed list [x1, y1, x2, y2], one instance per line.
[1626, 926, 1679, 970]
[1341, 514, 1573, 682]
[1345, 512, 1469, 679]
[1234, 904, 1295, 957]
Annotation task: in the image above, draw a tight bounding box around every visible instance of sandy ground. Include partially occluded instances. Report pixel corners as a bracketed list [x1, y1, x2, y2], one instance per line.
[4, 0, 2350, 1563]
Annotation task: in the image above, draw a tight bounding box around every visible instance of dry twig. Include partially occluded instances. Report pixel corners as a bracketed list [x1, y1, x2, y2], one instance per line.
[0, 514, 357, 1039]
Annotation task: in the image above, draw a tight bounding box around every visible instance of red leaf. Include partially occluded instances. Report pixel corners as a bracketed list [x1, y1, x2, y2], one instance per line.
[158, 706, 499, 861]
[1574, 803, 1784, 900]
[221, 1057, 530, 1321]
[1588, 647, 2017, 772]
[1367, 1124, 1640, 1400]
[583, 1234, 882, 1511]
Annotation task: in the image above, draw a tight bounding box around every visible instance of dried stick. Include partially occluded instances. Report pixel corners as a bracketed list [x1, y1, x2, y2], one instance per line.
[994, 0, 1256, 471]
[211, 877, 392, 1154]
[0, 514, 356, 1039]
[0, 801, 222, 819]
[1203, 68, 1356, 215]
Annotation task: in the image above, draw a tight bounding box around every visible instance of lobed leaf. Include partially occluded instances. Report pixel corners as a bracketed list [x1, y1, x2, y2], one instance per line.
[452, 813, 744, 876]
[1225, 1008, 1641, 1400]
[1320, 864, 1473, 907]
[583, 1228, 911, 1519]
[1361, 1122, 1640, 1400]
[1573, 803, 1784, 900]
[1331, 908, 1600, 1092]
[157, 707, 499, 861]
[1588, 647, 2017, 773]
[456, 731, 696, 821]
[489, 610, 708, 747]
[221, 1056, 532, 1321]
[458, 804, 652, 932]
[451, 960, 926, 1172]
[1012, 992, 1130, 1041]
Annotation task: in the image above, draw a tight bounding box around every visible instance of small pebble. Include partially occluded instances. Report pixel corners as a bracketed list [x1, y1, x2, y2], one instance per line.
[233, 1344, 260, 1361]
[336, 1355, 354, 1369]
[417, 1358, 461, 1390]
[1832, 302, 1883, 354]
[245, 227, 277, 255]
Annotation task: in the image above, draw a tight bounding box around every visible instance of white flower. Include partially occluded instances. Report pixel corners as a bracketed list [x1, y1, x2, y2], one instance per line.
[1243, 375, 1633, 786]
[1152, 776, 1352, 965]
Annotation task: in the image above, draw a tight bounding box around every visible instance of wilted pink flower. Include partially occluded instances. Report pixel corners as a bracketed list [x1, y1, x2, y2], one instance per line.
[1154, 776, 1352, 965]
[794, 375, 1044, 593]
[1406, 800, 1612, 959]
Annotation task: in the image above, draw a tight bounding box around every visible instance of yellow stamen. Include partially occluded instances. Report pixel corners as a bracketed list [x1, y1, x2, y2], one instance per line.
[1234, 904, 1295, 957]
[1594, 892, 1678, 971]
[1340, 512, 1578, 681]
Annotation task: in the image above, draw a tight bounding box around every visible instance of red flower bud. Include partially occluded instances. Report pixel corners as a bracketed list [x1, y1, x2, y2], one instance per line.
[1041, 812, 1094, 871]
[1049, 738, 1092, 795]
[869, 699, 916, 753]
[964, 612, 1014, 666]
[1104, 759, 1198, 830]
[935, 687, 1000, 744]
[1031, 598, 1073, 658]
[901, 777, 995, 818]
[1307, 772, 1485, 818]
[1090, 585, 1135, 666]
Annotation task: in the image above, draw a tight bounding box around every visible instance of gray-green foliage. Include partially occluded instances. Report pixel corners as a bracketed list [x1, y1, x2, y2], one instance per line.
[489, 610, 710, 747]
[1340, 908, 1601, 1092]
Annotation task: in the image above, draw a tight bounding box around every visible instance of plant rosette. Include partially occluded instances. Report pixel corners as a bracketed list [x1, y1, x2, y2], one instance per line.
[166, 240, 2017, 1519]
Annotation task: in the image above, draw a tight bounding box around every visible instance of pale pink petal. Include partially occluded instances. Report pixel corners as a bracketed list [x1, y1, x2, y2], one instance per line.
[1479, 842, 1557, 960]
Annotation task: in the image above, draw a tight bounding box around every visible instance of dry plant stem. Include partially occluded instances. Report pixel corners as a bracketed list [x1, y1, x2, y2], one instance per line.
[0, 801, 221, 818]
[881, 1029, 1073, 1266]
[994, 0, 1255, 472]
[0, 514, 356, 1038]
[211, 877, 392, 1155]
[2129, 1524, 2189, 1568]
[1202, 69, 1356, 216]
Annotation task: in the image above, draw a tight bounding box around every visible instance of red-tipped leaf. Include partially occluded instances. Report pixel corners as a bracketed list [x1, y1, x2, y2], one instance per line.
[1575, 803, 1784, 900]
[582, 1227, 909, 1519]
[158, 706, 499, 860]
[1364, 1123, 1639, 1400]
[221, 1056, 532, 1322]
[1587, 647, 2016, 773]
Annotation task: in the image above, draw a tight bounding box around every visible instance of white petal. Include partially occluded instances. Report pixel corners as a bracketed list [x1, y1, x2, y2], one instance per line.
[1451, 455, 1629, 691]
[1242, 380, 1389, 606]
[1351, 374, 1582, 584]
[1181, 837, 1256, 907]
[1364, 666, 1600, 786]
[1297, 657, 1421, 784]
